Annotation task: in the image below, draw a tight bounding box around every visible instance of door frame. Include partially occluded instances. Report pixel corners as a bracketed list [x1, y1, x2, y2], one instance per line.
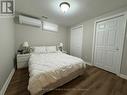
[70, 25, 83, 58]
[92, 12, 127, 76]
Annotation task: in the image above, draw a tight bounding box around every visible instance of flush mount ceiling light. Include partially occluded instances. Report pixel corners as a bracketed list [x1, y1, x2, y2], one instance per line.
[60, 2, 70, 13]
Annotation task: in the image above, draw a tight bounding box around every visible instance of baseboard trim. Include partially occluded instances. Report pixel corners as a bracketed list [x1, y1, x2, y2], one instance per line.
[0, 68, 15, 95]
[120, 74, 127, 80]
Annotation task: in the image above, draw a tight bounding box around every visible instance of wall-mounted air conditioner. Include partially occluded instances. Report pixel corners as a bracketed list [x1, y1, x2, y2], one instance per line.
[43, 21, 58, 32]
[19, 15, 42, 28]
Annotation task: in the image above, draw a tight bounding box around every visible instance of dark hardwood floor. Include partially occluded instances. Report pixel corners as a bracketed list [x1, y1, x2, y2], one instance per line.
[5, 66, 127, 95]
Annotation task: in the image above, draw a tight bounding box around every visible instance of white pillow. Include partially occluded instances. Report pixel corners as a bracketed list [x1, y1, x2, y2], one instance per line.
[46, 46, 57, 53]
[32, 46, 46, 53]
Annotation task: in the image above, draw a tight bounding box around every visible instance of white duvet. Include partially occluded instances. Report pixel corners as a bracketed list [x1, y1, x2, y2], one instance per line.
[28, 52, 86, 95]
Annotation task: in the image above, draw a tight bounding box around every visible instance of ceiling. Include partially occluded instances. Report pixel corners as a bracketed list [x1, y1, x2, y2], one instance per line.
[16, 0, 127, 27]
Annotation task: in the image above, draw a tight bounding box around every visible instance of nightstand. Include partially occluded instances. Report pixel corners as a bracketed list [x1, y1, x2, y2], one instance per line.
[17, 53, 30, 69]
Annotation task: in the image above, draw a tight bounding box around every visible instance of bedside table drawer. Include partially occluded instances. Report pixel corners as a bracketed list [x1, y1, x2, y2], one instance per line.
[16, 54, 30, 69]
[17, 56, 29, 62]
[17, 62, 28, 69]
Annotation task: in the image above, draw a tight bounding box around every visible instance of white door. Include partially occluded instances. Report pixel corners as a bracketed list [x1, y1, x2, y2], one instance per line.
[94, 16, 126, 74]
[70, 25, 83, 58]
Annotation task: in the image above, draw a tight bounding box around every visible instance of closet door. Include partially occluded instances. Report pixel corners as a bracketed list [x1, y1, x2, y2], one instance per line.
[70, 25, 83, 58]
[94, 16, 126, 74]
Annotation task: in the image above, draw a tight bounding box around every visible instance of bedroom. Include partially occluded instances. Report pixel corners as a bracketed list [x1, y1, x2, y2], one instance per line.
[0, 0, 127, 95]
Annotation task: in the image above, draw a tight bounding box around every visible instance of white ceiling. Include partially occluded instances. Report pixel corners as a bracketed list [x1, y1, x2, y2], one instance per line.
[16, 0, 127, 27]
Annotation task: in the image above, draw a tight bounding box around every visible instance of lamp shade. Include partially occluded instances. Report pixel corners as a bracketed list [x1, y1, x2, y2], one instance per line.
[23, 42, 29, 47]
[59, 43, 63, 47]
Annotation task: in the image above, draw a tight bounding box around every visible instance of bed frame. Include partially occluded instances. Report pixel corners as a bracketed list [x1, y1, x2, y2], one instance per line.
[32, 68, 85, 95]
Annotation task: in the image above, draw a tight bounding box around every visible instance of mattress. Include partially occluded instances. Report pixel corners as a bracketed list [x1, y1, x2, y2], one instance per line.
[28, 52, 86, 95]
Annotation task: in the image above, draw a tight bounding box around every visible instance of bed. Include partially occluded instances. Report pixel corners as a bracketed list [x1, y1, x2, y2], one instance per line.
[28, 46, 86, 95]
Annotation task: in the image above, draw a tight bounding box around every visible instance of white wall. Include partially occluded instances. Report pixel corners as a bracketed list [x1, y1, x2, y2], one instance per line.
[0, 17, 15, 90]
[15, 24, 69, 52]
[82, 19, 95, 62]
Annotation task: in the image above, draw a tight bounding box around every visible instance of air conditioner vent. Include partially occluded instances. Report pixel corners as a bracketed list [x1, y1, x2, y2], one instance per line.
[19, 15, 42, 28]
